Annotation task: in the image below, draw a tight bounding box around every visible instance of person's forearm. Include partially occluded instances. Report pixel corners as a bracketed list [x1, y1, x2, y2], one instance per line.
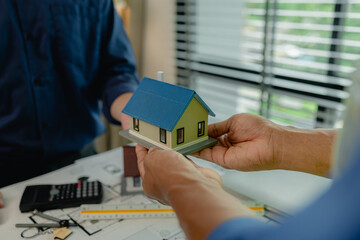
[167, 177, 256, 240]
[277, 127, 338, 176]
[109, 92, 133, 127]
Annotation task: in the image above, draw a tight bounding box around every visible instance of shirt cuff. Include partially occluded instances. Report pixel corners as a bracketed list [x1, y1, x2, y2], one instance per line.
[207, 217, 268, 240]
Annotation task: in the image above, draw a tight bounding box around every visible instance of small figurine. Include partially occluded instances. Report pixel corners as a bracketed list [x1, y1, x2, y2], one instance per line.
[119, 75, 217, 155]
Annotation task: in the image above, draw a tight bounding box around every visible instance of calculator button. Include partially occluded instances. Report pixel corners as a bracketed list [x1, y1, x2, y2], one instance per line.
[50, 188, 60, 196]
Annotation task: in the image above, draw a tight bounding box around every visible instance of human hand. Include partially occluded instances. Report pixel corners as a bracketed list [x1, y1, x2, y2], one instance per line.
[193, 113, 284, 172]
[135, 145, 222, 205]
[136, 145, 256, 239]
[0, 192, 4, 208]
[110, 92, 133, 129]
[194, 113, 336, 176]
[119, 113, 130, 129]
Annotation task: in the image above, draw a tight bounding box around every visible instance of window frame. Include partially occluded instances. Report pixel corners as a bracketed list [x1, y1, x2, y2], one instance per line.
[133, 118, 139, 131]
[177, 128, 185, 144]
[160, 128, 167, 144]
[197, 121, 205, 137]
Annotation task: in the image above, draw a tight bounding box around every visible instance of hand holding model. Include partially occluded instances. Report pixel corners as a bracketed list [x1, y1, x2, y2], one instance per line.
[136, 146, 222, 205]
[135, 113, 339, 239]
[136, 145, 254, 239]
[194, 113, 337, 176]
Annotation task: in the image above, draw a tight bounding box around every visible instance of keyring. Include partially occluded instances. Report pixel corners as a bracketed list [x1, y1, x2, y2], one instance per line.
[20, 227, 52, 239]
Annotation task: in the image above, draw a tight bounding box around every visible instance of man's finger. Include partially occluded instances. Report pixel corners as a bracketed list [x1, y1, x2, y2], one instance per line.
[148, 147, 161, 154]
[193, 147, 217, 162]
[208, 119, 231, 138]
[199, 145, 231, 167]
[135, 144, 148, 179]
[184, 156, 201, 169]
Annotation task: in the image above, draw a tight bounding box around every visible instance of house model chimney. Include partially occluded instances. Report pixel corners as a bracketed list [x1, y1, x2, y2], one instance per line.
[157, 71, 164, 82]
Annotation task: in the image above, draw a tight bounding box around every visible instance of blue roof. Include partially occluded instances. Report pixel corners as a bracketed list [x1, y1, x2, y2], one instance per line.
[122, 77, 215, 131]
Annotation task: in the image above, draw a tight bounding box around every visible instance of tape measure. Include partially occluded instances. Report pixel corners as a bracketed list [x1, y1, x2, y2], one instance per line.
[80, 201, 264, 220]
[80, 203, 176, 220]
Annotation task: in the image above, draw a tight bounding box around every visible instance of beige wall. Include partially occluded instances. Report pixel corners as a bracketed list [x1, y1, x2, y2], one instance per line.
[130, 117, 172, 149]
[128, 0, 145, 71]
[96, 0, 176, 152]
[114, 0, 176, 81]
[140, 0, 176, 83]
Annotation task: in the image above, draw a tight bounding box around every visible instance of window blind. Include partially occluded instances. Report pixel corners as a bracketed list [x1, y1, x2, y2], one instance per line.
[176, 0, 360, 128]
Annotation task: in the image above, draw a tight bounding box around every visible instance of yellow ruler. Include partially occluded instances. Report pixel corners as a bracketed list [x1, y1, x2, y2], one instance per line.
[80, 201, 264, 220]
[243, 201, 265, 216]
[80, 204, 175, 220]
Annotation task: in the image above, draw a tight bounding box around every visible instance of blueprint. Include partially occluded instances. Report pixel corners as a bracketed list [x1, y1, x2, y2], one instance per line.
[19, 148, 185, 240]
[26, 193, 184, 240]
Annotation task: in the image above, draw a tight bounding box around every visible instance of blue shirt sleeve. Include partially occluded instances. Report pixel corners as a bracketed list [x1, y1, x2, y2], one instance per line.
[99, 1, 139, 125]
[208, 217, 271, 240]
[207, 138, 360, 240]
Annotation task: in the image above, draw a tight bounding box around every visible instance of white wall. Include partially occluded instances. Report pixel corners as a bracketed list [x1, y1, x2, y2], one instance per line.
[140, 0, 176, 83]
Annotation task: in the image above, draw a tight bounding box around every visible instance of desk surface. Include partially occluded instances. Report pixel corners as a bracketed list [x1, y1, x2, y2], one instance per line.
[0, 147, 331, 239]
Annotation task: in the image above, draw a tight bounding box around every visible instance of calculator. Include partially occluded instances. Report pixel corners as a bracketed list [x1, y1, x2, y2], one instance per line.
[19, 181, 103, 212]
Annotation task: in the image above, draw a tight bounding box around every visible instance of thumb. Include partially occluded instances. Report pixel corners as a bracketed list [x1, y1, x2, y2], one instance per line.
[208, 119, 230, 138]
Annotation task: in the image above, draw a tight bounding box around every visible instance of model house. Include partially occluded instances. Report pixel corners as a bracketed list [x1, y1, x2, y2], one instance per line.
[120, 77, 217, 155]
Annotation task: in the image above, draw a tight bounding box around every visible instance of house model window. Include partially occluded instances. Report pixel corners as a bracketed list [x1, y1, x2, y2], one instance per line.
[160, 128, 166, 143]
[198, 121, 205, 137]
[177, 128, 184, 144]
[133, 118, 139, 131]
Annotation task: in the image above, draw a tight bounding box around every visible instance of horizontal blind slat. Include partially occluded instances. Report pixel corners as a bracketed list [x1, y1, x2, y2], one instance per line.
[176, 0, 355, 128]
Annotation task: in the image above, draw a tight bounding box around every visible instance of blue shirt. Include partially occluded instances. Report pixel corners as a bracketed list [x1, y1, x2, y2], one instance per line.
[208, 77, 360, 239]
[0, 0, 139, 160]
[209, 145, 360, 240]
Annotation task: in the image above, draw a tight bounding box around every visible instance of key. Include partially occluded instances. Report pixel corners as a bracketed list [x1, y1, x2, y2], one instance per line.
[54, 227, 72, 240]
